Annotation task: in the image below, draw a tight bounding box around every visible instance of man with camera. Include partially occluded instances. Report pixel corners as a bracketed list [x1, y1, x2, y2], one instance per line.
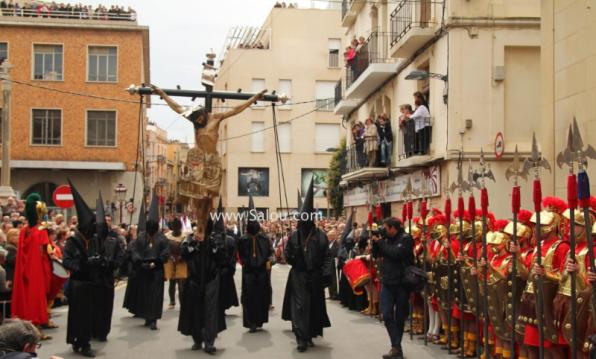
[371, 217, 415, 359]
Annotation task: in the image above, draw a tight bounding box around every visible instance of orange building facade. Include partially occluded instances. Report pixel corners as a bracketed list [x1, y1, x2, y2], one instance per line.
[0, 14, 149, 221]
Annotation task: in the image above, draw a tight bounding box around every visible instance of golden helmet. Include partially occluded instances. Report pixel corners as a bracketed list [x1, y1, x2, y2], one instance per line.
[473, 221, 483, 240]
[431, 224, 448, 241]
[36, 201, 48, 220]
[563, 209, 595, 228]
[593, 221, 596, 235]
[449, 219, 473, 239]
[405, 224, 422, 239]
[486, 231, 503, 246]
[504, 221, 531, 239]
[530, 210, 557, 235]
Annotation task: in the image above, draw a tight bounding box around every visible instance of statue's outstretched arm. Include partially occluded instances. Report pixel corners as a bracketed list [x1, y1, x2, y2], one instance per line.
[214, 89, 267, 122]
[151, 84, 185, 115]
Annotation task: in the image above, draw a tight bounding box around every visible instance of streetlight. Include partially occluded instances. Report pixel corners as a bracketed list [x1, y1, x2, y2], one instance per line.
[405, 70, 448, 104]
[114, 183, 127, 224]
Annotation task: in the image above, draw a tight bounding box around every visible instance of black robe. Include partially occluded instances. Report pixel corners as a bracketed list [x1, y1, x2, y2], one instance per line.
[238, 232, 273, 328]
[337, 245, 368, 311]
[122, 239, 139, 312]
[178, 235, 227, 345]
[219, 235, 239, 311]
[124, 232, 169, 321]
[62, 234, 100, 346]
[90, 236, 125, 340]
[282, 228, 332, 341]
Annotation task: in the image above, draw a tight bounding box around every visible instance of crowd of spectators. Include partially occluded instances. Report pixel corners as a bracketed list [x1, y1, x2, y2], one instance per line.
[0, 1, 137, 21]
[274, 2, 299, 8]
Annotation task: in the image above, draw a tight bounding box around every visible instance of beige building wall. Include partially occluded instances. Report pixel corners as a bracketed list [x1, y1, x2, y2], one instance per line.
[541, 0, 596, 198]
[338, 0, 544, 222]
[214, 7, 344, 215]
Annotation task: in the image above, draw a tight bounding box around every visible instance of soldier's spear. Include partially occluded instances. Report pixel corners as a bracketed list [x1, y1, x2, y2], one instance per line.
[444, 171, 455, 354]
[474, 149, 496, 359]
[419, 179, 431, 346]
[450, 152, 470, 359]
[403, 178, 416, 340]
[522, 133, 552, 359]
[467, 159, 482, 358]
[505, 145, 527, 357]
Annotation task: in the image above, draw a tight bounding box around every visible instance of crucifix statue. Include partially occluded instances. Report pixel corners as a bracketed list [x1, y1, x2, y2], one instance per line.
[150, 85, 266, 237]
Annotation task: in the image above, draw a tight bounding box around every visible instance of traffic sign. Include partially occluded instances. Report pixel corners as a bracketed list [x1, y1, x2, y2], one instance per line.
[53, 185, 74, 209]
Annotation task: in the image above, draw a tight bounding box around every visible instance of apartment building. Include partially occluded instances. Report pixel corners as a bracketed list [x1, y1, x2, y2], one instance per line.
[0, 4, 149, 221]
[214, 4, 344, 216]
[335, 0, 543, 221]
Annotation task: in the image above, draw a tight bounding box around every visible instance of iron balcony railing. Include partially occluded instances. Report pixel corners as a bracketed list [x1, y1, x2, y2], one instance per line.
[334, 79, 342, 107]
[345, 30, 393, 88]
[397, 117, 432, 159]
[0, 7, 137, 21]
[343, 142, 395, 175]
[390, 0, 433, 47]
[341, 0, 350, 20]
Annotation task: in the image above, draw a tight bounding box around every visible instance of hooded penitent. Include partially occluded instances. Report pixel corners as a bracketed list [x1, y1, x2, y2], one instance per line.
[146, 190, 160, 236]
[213, 197, 225, 234]
[297, 176, 315, 237]
[246, 192, 260, 236]
[68, 179, 96, 240]
[297, 188, 303, 211]
[138, 196, 147, 234]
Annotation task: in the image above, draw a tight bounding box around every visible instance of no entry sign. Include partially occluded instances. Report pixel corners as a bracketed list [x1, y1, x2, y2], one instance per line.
[53, 185, 74, 209]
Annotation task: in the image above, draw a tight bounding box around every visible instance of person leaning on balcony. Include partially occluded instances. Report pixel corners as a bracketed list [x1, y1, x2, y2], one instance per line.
[376, 114, 393, 167]
[351, 123, 366, 168]
[356, 36, 366, 53]
[399, 104, 415, 157]
[408, 92, 431, 155]
[364, 118, 379, 167]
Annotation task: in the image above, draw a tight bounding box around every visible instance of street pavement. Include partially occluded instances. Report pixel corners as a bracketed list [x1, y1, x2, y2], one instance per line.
[38, 264, 452, 359]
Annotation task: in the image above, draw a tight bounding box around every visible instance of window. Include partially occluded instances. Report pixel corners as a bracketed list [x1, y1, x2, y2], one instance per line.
[0, 43, 7, 62]
[88, 46, 117, 82]
[277, 123, 291, 153]
[314, 123, 340, 152]
[315, 81, 336, 111]
[278, 79, 292, 110]
[33, 45, 63, 81]
[328, 38, 341, 68]
[251, 78, 266, 108]
[87, 110, 116, 146]
[32, 109, 61, 145]
[251, 121, 265, 152]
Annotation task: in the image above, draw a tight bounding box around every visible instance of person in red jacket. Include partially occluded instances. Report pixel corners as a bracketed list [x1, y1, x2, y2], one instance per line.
[10, 193, 51, 340]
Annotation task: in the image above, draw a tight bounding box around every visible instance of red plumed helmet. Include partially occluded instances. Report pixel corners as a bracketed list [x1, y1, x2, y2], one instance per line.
[493, 219, 509, 232]
[486, 212, 496, 230]
[542, 196, 567, 214]
[428, 214, 448, 229]
[590, 196, 596, 211]
[431, 207, 443, 216]
[518, 209, 533, 226]
[453, 209, 471, 222]
[413, 216, 422, 225]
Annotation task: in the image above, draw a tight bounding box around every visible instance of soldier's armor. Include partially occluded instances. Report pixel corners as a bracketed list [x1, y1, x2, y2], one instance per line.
[518, 239, 564, 343]
[461, 241, 481, 315]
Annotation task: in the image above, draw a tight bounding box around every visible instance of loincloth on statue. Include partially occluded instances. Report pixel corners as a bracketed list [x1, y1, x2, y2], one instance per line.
[178, 147, 222, 200]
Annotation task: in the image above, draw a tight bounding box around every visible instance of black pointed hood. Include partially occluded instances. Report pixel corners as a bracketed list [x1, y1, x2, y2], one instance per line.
[298, 176, 315, 236]
[137, 197, 147, 233]
[146, 190, 160, 236]
[68, 179, 95, 238]
[214, 197, 225, 233]
[96, 191, 108, 241]
[341, 211, 353, 242]
[246, 191, 260, 235]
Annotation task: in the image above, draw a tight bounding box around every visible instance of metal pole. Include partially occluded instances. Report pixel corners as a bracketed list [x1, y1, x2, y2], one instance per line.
[120, 200, 123, 225]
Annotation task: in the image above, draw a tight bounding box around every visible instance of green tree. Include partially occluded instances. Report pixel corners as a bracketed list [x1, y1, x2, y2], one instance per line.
[327, 138, 346, 217]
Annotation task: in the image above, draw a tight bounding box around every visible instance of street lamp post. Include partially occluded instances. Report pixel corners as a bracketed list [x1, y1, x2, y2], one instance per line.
[114, 183, 127, 225]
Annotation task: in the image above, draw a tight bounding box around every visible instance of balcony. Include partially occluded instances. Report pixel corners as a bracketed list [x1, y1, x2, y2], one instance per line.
[333, 79, 359, 115]
[341, 0, 365, 28]
[0, 7, 137, 22]
[341, 145, 392, 183]
[395, 117, 435, 167]
[345, 31, 399, 100]
[390, 0, 436, 59]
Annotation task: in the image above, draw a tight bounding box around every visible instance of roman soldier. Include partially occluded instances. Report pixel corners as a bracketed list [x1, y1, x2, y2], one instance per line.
[282, 177, 333, 352]
[426, 213, 448, 344]
[556, 203, 596, 358]
[520, 196, 570, 359]
[11, 193, 51, 338]
[407, 219, 424, 335]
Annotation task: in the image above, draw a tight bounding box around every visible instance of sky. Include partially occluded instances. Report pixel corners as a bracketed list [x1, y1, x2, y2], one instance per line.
[75, 0, 331, 143]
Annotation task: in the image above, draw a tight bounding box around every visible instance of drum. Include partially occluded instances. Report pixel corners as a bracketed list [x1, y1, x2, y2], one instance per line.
[343, 258, 371, 295]
[52, 259, 69, 279]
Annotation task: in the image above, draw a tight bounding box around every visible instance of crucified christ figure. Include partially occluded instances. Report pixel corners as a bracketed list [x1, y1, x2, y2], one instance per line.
[151, 85, 266, 237]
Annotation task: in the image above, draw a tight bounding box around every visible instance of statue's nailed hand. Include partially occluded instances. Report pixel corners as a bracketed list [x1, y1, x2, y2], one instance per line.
[149, 84, 164, 96]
